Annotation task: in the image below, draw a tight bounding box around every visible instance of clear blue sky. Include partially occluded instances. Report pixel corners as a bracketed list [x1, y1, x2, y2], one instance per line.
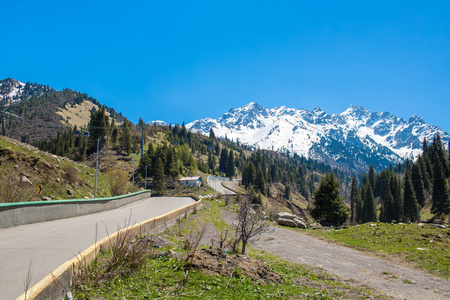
[1, 1, 450, 132]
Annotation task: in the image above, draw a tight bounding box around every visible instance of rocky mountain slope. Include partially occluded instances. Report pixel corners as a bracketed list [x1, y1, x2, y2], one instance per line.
[0, 78, 123, 143]
[187, 102, 450, 172]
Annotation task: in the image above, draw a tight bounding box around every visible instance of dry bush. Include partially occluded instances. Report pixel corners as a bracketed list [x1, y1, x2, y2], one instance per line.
[63, 165, 80, 185]
[233, 194, 272, 254]
[211, 228, 232, 251]
[106, 169, 131, 196]
[0, 174, 35, 203]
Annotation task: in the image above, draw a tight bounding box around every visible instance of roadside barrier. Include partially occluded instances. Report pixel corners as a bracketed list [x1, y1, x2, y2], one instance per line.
[16, 196, 202, 300]
[0, 191, 151, 228]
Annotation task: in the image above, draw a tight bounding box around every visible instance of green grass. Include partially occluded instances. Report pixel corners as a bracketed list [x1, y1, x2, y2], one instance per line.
[72, 199, 383, 299]
[308, 223, 450, 279]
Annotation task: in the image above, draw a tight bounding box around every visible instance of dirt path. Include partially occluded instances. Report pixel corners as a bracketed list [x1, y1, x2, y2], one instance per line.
[221, 210, 450, 300]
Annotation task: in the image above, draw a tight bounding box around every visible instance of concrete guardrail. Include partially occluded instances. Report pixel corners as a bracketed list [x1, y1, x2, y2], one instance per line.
[16, 196, 202, 300]
[0, 191, 151, 228]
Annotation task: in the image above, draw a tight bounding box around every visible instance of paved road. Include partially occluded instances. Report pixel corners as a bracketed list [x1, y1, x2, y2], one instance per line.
[0, 196, 195, 300]
[206, 175, 237, 195]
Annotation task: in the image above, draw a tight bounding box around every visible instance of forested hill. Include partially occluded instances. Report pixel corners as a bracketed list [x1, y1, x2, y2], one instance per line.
[1, 78, 123, 143]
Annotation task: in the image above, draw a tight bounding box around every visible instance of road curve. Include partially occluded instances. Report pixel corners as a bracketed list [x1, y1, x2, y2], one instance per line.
[207, 175, 237, 195]
[0, 196, 196, 300]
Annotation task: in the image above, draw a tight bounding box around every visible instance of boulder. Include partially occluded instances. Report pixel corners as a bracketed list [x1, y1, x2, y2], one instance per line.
[67, 189, 73, 196]
[309, 222, 323, 229]
[276, 212, 296, 220]
[277, 218, 298, 227]
[294, 219, 308, 229]
[19, 175, 32, 187]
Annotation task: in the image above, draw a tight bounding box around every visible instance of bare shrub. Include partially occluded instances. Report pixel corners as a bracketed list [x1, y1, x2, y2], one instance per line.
[106, 169, 131, 196]
[233, 193, 272, 254]
[183, 225, 207, 284]
[211, 228, 231, 251]
[63, 165, 79, 185]
[0, 174, 34, 203]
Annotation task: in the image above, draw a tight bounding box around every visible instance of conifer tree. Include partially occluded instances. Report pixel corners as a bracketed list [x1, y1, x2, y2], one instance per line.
[391, 175, 404, 222]
[219, 147, 228, 173]
[153, 156, 165, 195]
[411, 163, 426, 207]
[350, 176, 359, 224]
[368, 164, 376, 196]
[431, 156, 450, 215]
[403, 169, 420, 222]
[255, 166, 266, 195]
[363, 183, 377, 222]
[380, 189, 395, 223]
[226, 149, 235, 178]
[209, 128, 216, 139]
[311, 172, 349, 225]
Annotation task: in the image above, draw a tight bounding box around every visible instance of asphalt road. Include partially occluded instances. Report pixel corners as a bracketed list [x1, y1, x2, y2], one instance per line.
[206, 175, 237, 195]
[0, 196, 195, 300]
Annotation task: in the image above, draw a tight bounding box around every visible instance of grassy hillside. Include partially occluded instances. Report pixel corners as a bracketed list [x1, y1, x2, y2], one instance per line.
[0, 136, 112, 202]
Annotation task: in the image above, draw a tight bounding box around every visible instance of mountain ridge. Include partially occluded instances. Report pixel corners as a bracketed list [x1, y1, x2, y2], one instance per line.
[187, 102, 450, 172]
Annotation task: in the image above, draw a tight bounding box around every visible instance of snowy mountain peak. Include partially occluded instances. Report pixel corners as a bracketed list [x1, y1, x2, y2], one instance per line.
[409, 115, 425, 124]
[187, 102, 450, 173]
[0, 78, 55, 106]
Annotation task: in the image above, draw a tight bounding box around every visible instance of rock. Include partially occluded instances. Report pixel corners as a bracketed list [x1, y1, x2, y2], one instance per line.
[41, 196, 51, 201]
[56, 178, 60, 182]
[277, 218, 298, 227]
[67, 189, 73, 196]
[49, 195, 55, 200]
[83, 196, 90, 200]
[370, 223, 378, 227]
[431, 224, 447, 229]
[295, 219, 308, 229]
[19, 175, 32, 187]
[276, 212, 296, 220]
[309, 222, 323, 229]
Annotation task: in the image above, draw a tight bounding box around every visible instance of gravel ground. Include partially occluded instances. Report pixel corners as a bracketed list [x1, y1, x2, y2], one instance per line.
[220, 210, 450, 300]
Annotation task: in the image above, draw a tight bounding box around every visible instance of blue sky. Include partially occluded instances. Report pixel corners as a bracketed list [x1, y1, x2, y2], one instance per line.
[1, 1, 450, 132]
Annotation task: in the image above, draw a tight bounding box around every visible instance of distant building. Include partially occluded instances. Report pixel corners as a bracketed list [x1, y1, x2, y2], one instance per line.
[179, 176, 202, 187]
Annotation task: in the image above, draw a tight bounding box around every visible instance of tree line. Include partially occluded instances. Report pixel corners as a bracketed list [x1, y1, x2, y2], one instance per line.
[350, 134, 450, 223]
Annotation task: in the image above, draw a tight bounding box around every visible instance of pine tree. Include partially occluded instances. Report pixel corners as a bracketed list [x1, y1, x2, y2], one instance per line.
[403, 169, 420, 222]
[391, 175, 404, 222]
[311, 172, 349, 225]
[368, 164, 376, 196]
[153, 156, 165, 195]
[411, 163, 426, 207]
[350, 176, 359, 224]
[431, 156, 450, 215]
[209, 128, 216, 139]
[226, 149, 235, 178]
[380, 188, 395, 223]
[219, 147, 228, 173]
[363, 183, 377, 222]
[255, 166, 266, 195]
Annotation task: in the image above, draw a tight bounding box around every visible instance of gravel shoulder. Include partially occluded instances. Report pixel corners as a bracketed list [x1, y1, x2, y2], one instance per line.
[220, 210, 450, 300]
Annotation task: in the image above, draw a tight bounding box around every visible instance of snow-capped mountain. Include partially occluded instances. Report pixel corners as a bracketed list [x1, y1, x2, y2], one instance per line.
[187, 102, 450, 172]
[0, 78, 54, 106]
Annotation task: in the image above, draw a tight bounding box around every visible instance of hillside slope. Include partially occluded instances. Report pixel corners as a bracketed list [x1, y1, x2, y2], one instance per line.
[0, 136, 111, 202]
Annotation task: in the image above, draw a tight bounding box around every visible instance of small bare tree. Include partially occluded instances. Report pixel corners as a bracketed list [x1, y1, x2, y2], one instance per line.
[233, 193, 271, 254]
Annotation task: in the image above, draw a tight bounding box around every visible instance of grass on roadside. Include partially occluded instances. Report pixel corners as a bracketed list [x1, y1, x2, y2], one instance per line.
[71, 198, 385, 299]
[308, 222, 450, 279]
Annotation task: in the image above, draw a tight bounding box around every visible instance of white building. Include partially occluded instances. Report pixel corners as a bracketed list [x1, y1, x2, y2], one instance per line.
[179, 176, 202, 187]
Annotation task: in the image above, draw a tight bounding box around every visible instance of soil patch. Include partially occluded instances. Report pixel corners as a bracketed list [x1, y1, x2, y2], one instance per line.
[188, 248, 283, 284]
